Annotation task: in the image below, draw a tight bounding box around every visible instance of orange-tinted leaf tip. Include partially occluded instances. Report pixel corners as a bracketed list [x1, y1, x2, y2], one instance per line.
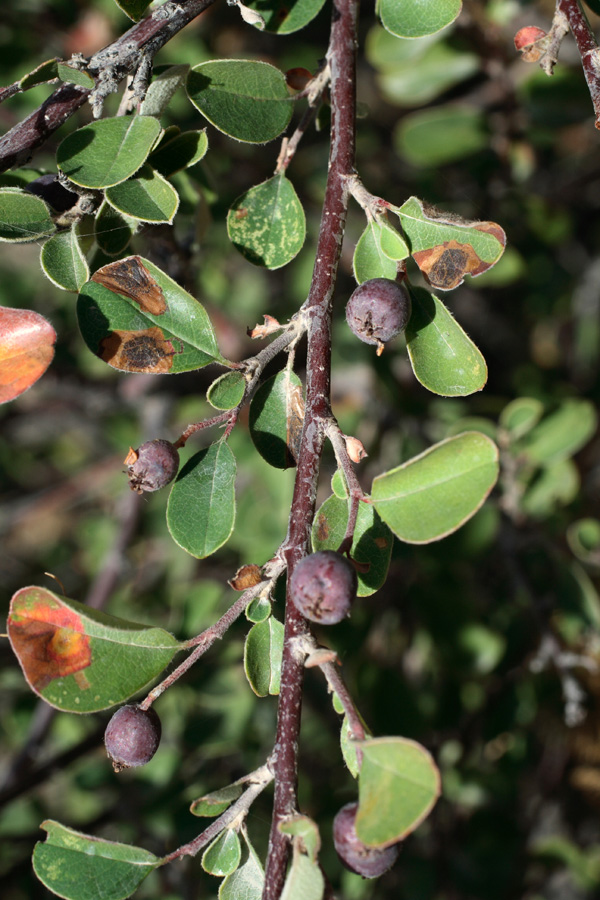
[0, 307, 56, 404]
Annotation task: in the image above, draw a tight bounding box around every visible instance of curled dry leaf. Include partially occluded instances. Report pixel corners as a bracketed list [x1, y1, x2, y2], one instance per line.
[247, 314, 281, 339]
[514, 26, 547, 62]
[344, 435, 368, 463]
[229, 564, 263, 591]
[0, 307, 56, 404]
[91, 257, 167, 316]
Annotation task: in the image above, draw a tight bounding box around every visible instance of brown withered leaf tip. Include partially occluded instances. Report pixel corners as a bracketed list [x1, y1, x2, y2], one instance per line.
[286, 382, 305, 466]
[229, 564, 263, 591]
[413, 240, 484, 290]
[99, 327, 180, 373]
[91, 257, 167, 316]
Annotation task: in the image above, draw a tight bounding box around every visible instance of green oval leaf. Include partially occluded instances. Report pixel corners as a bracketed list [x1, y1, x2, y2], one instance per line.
[353, 220, 399, 283]
[244, 617, 284, 697]
[202, 829, 242, 877]
[379, 0, 462, 38]
[105, 165, 179, 223]
[190, 783, 244, 818]
[33, 821, 160, 900]
[149, 129, 208, 177]
[78, 256, 226, 373]
[246, 595, 272, 623]
[0, 189, 55, 243]
[249, 370, 304, 469]
[519, 400, 597, 466]
[40, 226, 89, 292]
[94, 201, 137, 256]
[371, 431, 499, 544]
[405, 286, 487, 396]
[8, 586, 181, 712]
[227, 173, 306, 269]
[312, 494, 393, 596]
[219, 838, 264, 900]
[167, 442, 237, 559]
[186, 60, 292, 143]
[356, 737, 441, 846]
[396, 106, 488, 168]
[245, 0, 327, 33]
[207, 370, 246, 409]
[57, 116, 163, 189]
[280, 851, 324, 900]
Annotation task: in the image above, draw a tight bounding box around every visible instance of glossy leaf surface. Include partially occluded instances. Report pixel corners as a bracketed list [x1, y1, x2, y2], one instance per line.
[372, 432, 499, 544]
[33, 821, 160, 900]
[0, 189, 55, 242]
[78, 256, 226, 373]
[405, 287, 487, 396]
[105, 166, 179, 223]
[379, 0, 462, 38]
[187, 60, 292, 143]
[353, 220, 399, 283]
[167, 442, 237, 558]
[57, 116, 162, 189]
[244, 617, 284, 697]
[40, 226, 89, 292]
[249, 370, 304, 468]
[227, 173, 305, 269]
[0, 307, 56, 403]
[356, 737, 441, 846]
[202, 829, 242, 877]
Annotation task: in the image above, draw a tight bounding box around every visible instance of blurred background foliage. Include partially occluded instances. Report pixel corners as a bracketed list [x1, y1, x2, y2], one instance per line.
[1, 1, 600, 898]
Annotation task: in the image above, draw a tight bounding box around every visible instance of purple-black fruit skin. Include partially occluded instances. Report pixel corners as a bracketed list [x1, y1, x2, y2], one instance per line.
[346, 278, 411, 347]
[333, 802, 400, 879]
[127, 439, 179, 493]
[104, 704, 161, 771]
[26, 174, 79, 213]
[290, 550, 357, 624]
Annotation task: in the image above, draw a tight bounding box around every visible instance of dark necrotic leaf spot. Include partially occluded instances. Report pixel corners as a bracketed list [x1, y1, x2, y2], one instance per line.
[99, 327, 180, 373]
[91, 257, 167, 315]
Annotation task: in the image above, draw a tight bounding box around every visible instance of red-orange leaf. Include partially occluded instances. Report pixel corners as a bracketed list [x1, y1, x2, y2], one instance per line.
[0, 307, 56, 403]
[8, 588, 92, 692]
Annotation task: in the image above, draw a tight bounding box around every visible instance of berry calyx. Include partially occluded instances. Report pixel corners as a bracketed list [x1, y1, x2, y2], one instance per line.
[333, 802, 400, 879]
[104, 704, 162, 772]
[125, 439, 180, 493]
[346, 278, 411, 355]
[514, 26, 547, 62]
[289, 550, 357, 624]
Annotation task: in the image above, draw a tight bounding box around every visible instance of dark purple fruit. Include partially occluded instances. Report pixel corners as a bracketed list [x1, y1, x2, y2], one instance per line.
[104, 704, 161, 772]
[346, 278, 411, 354]
[125, 439, 179, 493]
[333, 802, 400, 879]
[26, 174, 79, 213]
[290, 550, 357, 624]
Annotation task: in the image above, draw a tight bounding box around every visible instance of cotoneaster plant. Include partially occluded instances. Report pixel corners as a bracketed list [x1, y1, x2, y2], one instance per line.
[1, 1, 600, 899]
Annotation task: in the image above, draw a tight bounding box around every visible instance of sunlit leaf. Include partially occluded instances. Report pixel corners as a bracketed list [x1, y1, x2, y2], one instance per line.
[379, 0, 462, 38]
[105, 165, 179, 223]
[40, 225, 89, 292]
[202, 829, 242, 877]
[0, 188, 55, 242]
[244, 0, 327, 33]
[0, 307, 56, 403]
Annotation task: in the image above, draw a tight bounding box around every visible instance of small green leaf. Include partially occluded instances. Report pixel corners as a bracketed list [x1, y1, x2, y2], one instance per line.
[114, 0, 152, 21]
[499, 397, 544, 440]
[312, 494, 393, 596]
[379, 0, 462, 38]
[353, 220, 398, 283]
[141, 65, 190, 117]
[167, 442, 237, 559]
[356, 737, 441, 846]
[278, 816, 321, 861]
[249, 370, 304, 469]
[56, 62, 95, 89]
[33, 820, 160, 900]
[219, 838, 264, 900]
[372, 431, 499, 544]
[20, 58, 60, 89]
[378, 217, 410, 260]
[227, 173, 306, 269]
[57, 116, 163, 189]
[94, 201, 137, 256]
[105, 165, 179, 223]
[190, 783, 244, 818]
[246, 595, 272, 623]
[519, 400, 597, 466]
[396, 105, 488, 168]
[280, 851, 324, 900]
[244, 617, 284, 697]
[0, 189, 55, 242]
[202, 829, 242, 877]
[405, 286, 488, 396]
[187, 60, 293, 143]
[340, 716, 360, 778]
[331, 468, 348, 498]
[40, 226, 89, 292]
[244, 0, 327, 33]
[8, 586, 181, 712]
[207, 370, 246, 410]
[149, 130, 208, 177]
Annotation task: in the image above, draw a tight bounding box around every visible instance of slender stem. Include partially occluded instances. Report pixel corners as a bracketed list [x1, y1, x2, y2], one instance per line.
[305, 642, 366, 743]
[324, 420, 367, 556]
[558, 0, 600, 127]
[262, 0, 359, 895]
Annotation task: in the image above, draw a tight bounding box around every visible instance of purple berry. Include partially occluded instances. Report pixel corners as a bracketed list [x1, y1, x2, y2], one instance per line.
[290, 550, 357, 624]
[104, 704, 161, 772]
[125, 439, 179, 493]
[346, 278, 411, 354]
[333, 802, 400, 879]
[26, 174, 79, 213]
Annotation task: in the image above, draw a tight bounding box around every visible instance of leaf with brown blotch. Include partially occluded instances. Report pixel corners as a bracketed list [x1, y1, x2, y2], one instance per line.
[229, 564, 263, 591]
[99, 326, 181, 373]
[398, 197, 506, 291]
[0, 307, 56, 404]
[91, 256, 167, 315]
[8, 589, 92, 692]
[286, 380, 305, 465]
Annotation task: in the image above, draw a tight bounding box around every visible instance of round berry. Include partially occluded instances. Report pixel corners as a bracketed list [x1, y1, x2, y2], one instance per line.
[290, 550, 357, 624]
[125, 439, 179, 493]
[26, 174, 79, 213]
[346, 278, 411, 354]
[104, 704, 161, 772]
[333, 802, 400, 879]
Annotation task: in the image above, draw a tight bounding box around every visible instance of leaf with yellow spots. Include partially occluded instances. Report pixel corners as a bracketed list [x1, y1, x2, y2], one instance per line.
[397, 197, 506, 290]
[7, 587, 182, 712]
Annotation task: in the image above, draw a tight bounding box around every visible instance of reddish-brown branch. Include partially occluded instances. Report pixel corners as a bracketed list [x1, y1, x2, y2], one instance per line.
[558, 0, 600, 128]
[262, 0, 359, 895]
